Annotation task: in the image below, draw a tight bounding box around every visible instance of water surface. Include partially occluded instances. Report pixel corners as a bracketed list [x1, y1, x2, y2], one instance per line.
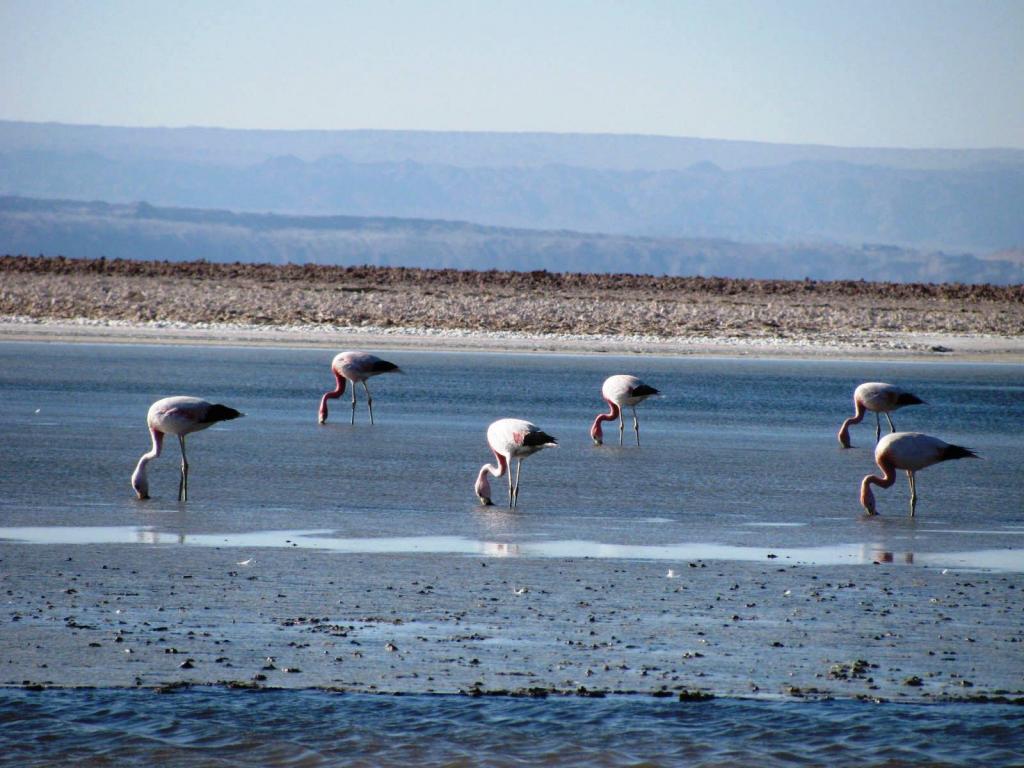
[2, 688, 1022, 768]
[2, 343, 1022, 763]
[1, 343, 1021, 560]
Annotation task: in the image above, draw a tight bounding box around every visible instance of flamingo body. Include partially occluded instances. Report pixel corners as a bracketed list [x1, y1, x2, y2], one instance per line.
[860, 432, 977, 516]
[475, 418, 557, 507]
[318, 351, 401, 424]
[591, 374, 660, 446]
[838, 382, 924, 447]
[131, 396, 243, 501]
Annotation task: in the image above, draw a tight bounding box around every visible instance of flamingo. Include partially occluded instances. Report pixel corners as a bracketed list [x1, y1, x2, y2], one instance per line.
[131, 396, 243, 501]
[318, 351, 401, 425]
[475, 418, 558, 508]
[590, 374, 660, 446]
[838, 382, 925, 448]
[860, 432, 977, 516]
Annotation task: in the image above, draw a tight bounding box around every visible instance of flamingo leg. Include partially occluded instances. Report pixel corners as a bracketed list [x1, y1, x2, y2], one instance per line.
[513, 460, 523, 508]
[507, 463, 515, 508]
[874, 413, 881, 442]
[885, 412, 896, 433]
[618, 411, 625, 446]
[907, 471, 917, 517]
[178, 435, 189, 502]
[350, 379, 357, 425]
[632, 406, 641, 447]
[363, 381, 375, 425]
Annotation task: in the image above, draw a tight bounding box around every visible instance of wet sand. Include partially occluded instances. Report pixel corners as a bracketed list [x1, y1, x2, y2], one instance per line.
[3, 538, 1021, 701]
[2, 255, 1023, 360]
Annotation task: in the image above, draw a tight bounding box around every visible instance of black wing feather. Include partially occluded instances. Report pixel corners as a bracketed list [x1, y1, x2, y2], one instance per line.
[523, 430, 557, 447]
[630, 384, 659, 397]
[942, 444, 977, 461]
[204, 404, 243, 424]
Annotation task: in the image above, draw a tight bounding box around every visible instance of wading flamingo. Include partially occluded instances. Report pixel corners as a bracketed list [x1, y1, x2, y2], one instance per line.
[475, 418, 557, 508]
[860, 432, 977, 516]
[838, 382, 924, 447]
[590, 374, 660, 446]
[318, 351, 401, 425]
[131, 396, 243, 501]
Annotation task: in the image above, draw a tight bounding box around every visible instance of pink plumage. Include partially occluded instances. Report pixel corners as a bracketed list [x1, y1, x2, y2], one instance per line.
[838, 382, 925, 448]
[590, 374, 660, 446]
[475, 418, 557, 507]
[860, 432, 977, 516]
[318, 351, 401, 425]
[131, 396, 243, 501]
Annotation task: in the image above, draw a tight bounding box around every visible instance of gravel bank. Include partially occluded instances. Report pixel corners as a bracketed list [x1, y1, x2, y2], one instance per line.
[2, 255, 1022, 357]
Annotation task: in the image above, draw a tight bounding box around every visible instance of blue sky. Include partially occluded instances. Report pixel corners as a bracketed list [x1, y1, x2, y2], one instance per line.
[1, 0, 1021, 148]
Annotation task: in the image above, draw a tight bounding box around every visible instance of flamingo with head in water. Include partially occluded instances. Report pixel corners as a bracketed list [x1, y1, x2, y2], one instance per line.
[860, 432, 977, 516]
[591, 374, 660, 446]
[318, 351, 401, 425]
[131, 396, 243, 501]
[838, 382, 924, 447]
[475, 418, 557, 508]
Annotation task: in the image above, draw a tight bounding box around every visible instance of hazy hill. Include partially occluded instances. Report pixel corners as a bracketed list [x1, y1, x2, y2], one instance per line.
[2, 196, 1019, 284]
[1, 121, 1022, 256]
[2, 120, 1021, 170]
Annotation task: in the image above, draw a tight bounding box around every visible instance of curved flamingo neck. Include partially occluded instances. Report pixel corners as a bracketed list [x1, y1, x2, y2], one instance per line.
[479, 451, 508, 480]
[838, 398, 866, 447]
[862, 465, 896, 491]
[132, 428, 164, 499]
[474, 452, 508, 502]
[590, 399, 620, 441]
[860, 455, 896, 507]
[318, 370, 347, 422]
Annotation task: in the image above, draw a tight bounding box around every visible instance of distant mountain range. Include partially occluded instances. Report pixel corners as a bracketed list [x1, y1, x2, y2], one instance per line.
[0, 121, 1021, 281]
[3, 196, 1020, 284]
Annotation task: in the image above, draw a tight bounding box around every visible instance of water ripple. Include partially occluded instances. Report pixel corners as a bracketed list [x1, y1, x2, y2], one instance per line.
[2, 689, 1022, 767]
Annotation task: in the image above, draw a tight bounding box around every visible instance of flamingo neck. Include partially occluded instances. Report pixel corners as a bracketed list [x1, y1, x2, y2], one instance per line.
[474, 452, 508, 503]
[131, 428, 164, 499]
[590, 400, 620, 444]
[859, 456, 896, 513]
[318, 370, 347, 423]
[838, 398, 866, 447]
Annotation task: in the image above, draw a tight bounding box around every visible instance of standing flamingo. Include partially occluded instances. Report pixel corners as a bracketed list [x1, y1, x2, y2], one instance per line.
[838, 382, 924, 447]
[475, 418, 558, 508]
[590, 374, 660, 446]
[318, 351, 401, 425]
[860, 432, 977, 516]
[131, 396, 243, 501]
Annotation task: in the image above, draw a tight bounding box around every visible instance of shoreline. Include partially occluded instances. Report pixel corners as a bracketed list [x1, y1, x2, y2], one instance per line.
[3, 316, 1024, 362]
[3, 255, 1022, 362]
[3, 680, 1019, 704]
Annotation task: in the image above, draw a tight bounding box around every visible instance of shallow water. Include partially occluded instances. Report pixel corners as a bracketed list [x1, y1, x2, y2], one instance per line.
[2, 525, 1023, 571]
[2, 688, 1022, 767]
[1, 343, 1023, 762]
[1, 343, 1022, 554]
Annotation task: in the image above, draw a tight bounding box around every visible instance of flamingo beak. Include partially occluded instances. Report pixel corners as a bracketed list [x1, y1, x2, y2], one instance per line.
[478, 495, 493, 506]
[592, 436, 602, 446]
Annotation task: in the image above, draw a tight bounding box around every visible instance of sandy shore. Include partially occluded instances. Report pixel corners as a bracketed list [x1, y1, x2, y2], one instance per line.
[2, 255, 1023, 360]
[4, 540, 1021, 702]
